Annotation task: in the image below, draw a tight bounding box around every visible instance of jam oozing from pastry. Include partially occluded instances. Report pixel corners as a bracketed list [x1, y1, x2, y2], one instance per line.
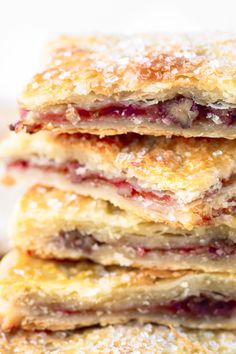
[55, 294, 235, 319]
[48, 230, 236, 259]
[16, 96, 236, 133]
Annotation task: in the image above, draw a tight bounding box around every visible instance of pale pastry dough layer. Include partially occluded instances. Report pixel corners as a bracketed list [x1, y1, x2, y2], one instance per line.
[11, 184, 236, 273]
[16, 118, 236, 139]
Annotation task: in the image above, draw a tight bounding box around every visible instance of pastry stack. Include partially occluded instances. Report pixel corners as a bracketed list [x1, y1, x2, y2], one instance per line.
[1, 34, 236, 352]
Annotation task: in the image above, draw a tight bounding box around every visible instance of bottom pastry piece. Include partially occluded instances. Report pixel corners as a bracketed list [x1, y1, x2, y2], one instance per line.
[11, 184, 236, 273]
[1, 250, 236, 331]
[1, 323, 236, 354]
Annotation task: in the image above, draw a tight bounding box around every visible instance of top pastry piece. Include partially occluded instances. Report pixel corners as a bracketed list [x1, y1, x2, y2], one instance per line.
[12, 33, 236, 138]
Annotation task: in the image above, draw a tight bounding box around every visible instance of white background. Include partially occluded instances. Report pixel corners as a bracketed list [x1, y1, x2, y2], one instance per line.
[0, 0, 236, 252]
[1, 0, 236, 102]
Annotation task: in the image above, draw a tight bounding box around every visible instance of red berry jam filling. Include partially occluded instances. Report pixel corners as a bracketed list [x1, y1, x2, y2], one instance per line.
[16, 96, 236, 132]
[7, 158, 236, 223]
[69, 170, 173, 204]
[7, 159, 174, 205]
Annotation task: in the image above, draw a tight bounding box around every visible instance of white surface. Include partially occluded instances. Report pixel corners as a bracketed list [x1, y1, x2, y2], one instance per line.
[0, 104, 22, 253]
[0, 0, 236, 253]
[1, 0, 236, 101]
[0, 179, 30, 254]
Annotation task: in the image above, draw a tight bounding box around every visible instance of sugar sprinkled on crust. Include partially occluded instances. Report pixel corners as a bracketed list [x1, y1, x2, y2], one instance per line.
[1, 323, 236, 353]
[19, 33, 236, 110]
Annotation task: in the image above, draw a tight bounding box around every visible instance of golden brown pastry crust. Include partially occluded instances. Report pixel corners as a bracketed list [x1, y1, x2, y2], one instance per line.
[11, 184, 236, 273]
[2, 132, 236, 229]
[1, 250, 236, 331]
[14, 34, 236, 138]
[2, 324, 236, 354]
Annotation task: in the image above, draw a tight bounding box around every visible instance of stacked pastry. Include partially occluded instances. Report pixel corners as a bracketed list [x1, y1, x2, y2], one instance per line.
[1, 34, 236, 351]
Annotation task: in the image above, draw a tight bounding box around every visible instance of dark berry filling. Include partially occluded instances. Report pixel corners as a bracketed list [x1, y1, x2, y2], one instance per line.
[48, 230, 236, 260]
[136, 238, 236, 258]
[54, 230, 97, 251]
[161, 294, 235, 318]
[53, 294, 236, 319]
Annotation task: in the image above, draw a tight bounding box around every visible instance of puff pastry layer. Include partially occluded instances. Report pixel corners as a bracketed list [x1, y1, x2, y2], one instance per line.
[2, 132, 236, 229]
[2, 250, 236, 330]
[1, 323, 236, 353]
[12, 34, 236, 138]
[11, 184, 236, 273]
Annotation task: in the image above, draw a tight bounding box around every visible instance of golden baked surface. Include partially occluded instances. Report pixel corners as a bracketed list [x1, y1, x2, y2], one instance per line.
[20, 33, 236, 108]
[14, 34, 236, 138]
[0, 250, 188, 291]
[1, 324, 236, 354]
